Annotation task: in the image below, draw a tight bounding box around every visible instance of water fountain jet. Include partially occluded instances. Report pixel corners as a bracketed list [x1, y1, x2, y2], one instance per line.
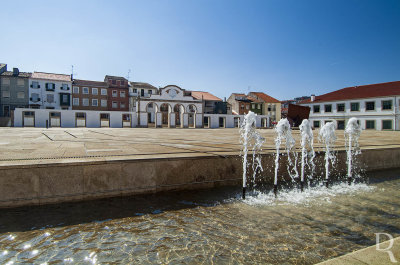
[299, 119, 315, 191]
[318, 121, 337, 188]
[274, 118, 298, 196]
[240, 111, 265, 199]
[345, 118, 362, 185]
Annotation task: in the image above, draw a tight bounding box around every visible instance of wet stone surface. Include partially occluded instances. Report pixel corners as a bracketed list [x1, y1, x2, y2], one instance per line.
[0, 171, 399, 264]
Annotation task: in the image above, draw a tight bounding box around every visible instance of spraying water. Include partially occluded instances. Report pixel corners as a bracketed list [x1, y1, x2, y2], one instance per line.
[345, 118, 362, 184]
[318, 121, 337, 186]
[274, 119, 298, 194]
[299, 119, 315, 191]
[240, 111, 265, 199]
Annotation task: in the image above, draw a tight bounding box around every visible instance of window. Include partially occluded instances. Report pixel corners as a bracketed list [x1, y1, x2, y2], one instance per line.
[83, 87, 89, 94]
[382, 100, 392, 110]
[258, 104, 261, 109]
[133, 89, 137, 93]
[351, 102, 359, 111]
[252, 103, 255, 109]
[17, 79, 25, 86]
[382, 120, 393, 130]
[313, 120, 320, 128]
[313, 105, 320, 113]
[112, 101, 118, 108]
[61, 84, 69, 90]
[246, 105, 250, 110]
[337, 120, 345, 130]
[100, 113, 109, 119]
[73, 86, 79, 94]
[2, 91, 10, 98]
[337, 103, 345, 112]
[46, 94, 54, 103]
[101, 89, 107, 95]
[148, 90, 152, 94]
[82, 98, 89, 106]
[120, 91, 126, 98]
[1, 78, 10, 85]
[30, 93, 40, 102]
[365, 101, 375, 111]
[73, 98, 79, 106]
[46, 83, 55, 91]
[92, 88, 98, 95]
[120, 81, 125, 86]
[366, 120, 375, 129]
[31, 81, 40, 89]
[92, 99, 98, 106]
[241, 104, 244, 110]
[112, 80, 116, 85]
[120, 103, 126, 108]
[61, 94, 69, 105]
[112, 90, 118, 97]
[17, 92, 25, 99]
[324, 104, 332, 112]
[101, 99, 107, 107]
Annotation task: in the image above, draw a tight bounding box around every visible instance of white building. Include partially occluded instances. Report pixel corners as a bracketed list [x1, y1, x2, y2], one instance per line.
[129, 82, 159, 112]
[29, 72, 72, 110]
[298, 81, 400, 130]
[14, 84, 270, 129]
[137, 85, 204, 128]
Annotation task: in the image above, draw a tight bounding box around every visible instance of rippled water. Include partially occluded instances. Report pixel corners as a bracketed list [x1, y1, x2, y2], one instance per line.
[1, 170, 399, 264]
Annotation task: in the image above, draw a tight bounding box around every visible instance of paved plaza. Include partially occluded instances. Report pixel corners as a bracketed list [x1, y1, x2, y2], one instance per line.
[0, 127, 399, 167]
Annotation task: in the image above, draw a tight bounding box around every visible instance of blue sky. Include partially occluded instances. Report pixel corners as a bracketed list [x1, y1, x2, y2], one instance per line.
[1, 0, 399, 100]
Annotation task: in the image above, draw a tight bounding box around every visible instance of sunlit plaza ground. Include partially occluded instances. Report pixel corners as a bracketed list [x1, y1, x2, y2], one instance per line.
[0, 127, 399, 167]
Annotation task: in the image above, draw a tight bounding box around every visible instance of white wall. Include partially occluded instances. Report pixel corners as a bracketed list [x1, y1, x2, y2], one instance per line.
[14, 108, 138, 128]
[300, 96, 400, 130]
[14, 109, 270, 129]
[204, 114, 269, 128]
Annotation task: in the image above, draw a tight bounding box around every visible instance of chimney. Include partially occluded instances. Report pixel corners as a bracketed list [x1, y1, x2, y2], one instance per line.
[13, 68, 19, 76]
[311, 94, 315, 102]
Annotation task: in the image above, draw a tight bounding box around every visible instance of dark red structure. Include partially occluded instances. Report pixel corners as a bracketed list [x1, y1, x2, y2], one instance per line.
[285, 104, 310, 127]
[104, 75, 129, 111]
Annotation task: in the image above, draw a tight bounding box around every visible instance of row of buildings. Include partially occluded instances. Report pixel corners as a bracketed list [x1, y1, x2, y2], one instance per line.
[2, 63, 399, 130]
[1, 63, 280, 128]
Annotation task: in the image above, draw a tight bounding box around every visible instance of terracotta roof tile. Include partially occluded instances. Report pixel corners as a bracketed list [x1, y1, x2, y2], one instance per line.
[191, 91, 222, 101]
[299, 81, 400, 104]
[247, 95, 263, 103]
[73, 79, 107, 87]
[249, 92, 280, 103]
[131, 82, 157, 90]
[31, 72, 71, 82]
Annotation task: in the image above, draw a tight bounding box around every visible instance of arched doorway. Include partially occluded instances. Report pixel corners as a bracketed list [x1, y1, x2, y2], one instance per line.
[174, 104, 185, 128]
[160, 103, 171, 127]
[187, 104, 197, 128]
[146, 102, 157, 127]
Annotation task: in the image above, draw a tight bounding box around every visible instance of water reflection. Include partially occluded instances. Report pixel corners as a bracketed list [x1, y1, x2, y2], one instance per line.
[0, 170, 399, 264]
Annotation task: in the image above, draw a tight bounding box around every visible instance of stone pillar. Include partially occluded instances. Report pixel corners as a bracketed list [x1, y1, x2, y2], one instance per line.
[183, 113, 189, 128]
[155, 112, 162, 128]
[169, 112, 176, 128]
